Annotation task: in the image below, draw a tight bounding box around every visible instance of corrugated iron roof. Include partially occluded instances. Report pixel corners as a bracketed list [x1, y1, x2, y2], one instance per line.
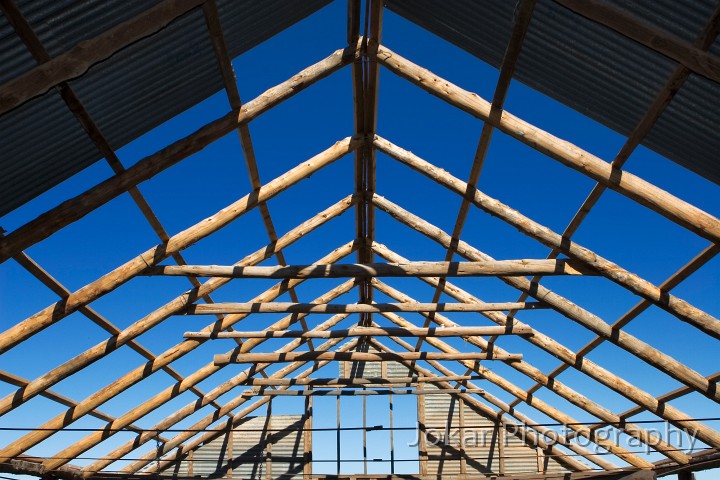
[0, 0, 331, 217]
[385, 0, 720, 185]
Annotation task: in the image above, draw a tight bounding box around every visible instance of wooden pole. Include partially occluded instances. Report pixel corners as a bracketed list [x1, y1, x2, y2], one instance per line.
[0, 45, 358, 265]
[0, 138, 360, 355]
[372, 242, 720, 451]
[239, 375, 483, 386]
[144, 259, 593, 278]
[185, 325, 533, 339]
[238, 388, 486, 396]
[215, 351, 522, 365]
[554, 0, 720, 84]
[371, 45, 720, 246]
[0, 199, 355, 418]
[184, 302, 546, 315]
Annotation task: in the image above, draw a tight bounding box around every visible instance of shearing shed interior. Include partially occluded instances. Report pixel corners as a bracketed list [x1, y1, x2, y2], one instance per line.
[0, 1, 719, 479]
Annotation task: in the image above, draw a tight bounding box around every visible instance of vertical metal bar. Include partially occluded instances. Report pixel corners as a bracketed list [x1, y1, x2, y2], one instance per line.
[389, 388, 395, 475]
[336, 393, 341, 475]
[363, 386, 368, 474]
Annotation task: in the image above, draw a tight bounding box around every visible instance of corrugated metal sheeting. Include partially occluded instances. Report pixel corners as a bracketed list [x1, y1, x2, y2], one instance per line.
[385, 0, 720, 185]
[167, 415, 306, 479]
[0, 0, 331, 216]
[422, 384, 567, 476]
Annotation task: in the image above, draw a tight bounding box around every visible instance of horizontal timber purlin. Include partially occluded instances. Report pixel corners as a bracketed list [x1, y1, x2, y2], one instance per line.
[368, 338, 596, 472]
[0, 138, 360, 355]
[0, 198, 354, 420]
[214, 351, 523, 365]
[38, 282, 357, 471]
[144, 259, 595, 277]
[134, 340, 362, 476]
[373, 290, 671, 467]
[184, 325, 533, 339]
[371, 245, 713, 462]
[184, 301, 546, 314]
[0, 44, 358, 265]
[238, 375, 484, 386]
[0, 241, 356, 466]
[83, 334, 360, 477]
[371, 211, 720, 450]
[371, 45, 720, 246]
[238, 388, 486, 396]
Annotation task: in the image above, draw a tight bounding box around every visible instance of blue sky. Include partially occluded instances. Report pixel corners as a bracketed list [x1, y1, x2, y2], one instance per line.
[1, 1, 719, 478]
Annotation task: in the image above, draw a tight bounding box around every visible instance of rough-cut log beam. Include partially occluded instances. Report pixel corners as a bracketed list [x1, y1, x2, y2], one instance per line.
[374, 137, 720, 343]
[0, 198, 354, 419]
[554, 0, 720, 85]
[374, 297, 670, 467]
[238, 388, 486, 396]
[84, 336, 358, 477]
[0, 46, 357, 265]
[0, 138, 360, 355]
[145, 259, 593, 278]
[370, 212, 720, 449]
[239, 375, 483, 386]
[185, 301, 546, 315]
[0, 245, 356, 464]
[215, 351, 522, 364]
[0, 457, 84, 480]
[0, 0, 206, 114]
[41, 281, 357, 471]
[130, 341, 361, 475]
[184, 325, 533, 339]
[372, 45, 720, 245]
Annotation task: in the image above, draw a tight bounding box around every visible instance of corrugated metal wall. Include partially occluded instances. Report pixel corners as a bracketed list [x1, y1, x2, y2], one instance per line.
[170, 414, 307, 479]
[423, 384, 566, 476]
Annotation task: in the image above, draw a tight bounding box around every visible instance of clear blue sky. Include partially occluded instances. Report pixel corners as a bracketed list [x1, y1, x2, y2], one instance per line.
[1, 1, 718, 478]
